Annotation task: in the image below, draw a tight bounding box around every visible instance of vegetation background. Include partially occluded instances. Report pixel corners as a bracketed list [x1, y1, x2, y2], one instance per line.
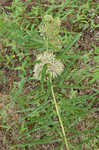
[0, 0, 99, 150]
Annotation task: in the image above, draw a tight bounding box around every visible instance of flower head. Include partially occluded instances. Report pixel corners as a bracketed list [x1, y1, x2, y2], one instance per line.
[33, 51, 64, 80]
[43, 15, 53, 22]
[39, 15, 62, 50]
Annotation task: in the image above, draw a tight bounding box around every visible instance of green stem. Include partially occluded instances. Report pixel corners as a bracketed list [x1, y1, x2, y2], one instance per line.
[50, 77, 69, 150]
[45, 37, 48, 51]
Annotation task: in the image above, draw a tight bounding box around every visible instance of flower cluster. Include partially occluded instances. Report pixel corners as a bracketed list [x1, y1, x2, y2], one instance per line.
[39, 15, 62, 49]
[33, 51, 64, 80]
[33, 15, 64, 80]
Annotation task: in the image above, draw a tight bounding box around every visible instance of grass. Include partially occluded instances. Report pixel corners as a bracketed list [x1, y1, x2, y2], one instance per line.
[0, 0, 99, 150]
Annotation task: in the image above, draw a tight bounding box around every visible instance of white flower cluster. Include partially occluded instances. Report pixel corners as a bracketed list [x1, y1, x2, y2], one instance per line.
[33, 51, 64, 80]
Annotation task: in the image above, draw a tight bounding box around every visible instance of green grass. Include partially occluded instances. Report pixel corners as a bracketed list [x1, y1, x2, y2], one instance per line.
[0, 0, 99, 150]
